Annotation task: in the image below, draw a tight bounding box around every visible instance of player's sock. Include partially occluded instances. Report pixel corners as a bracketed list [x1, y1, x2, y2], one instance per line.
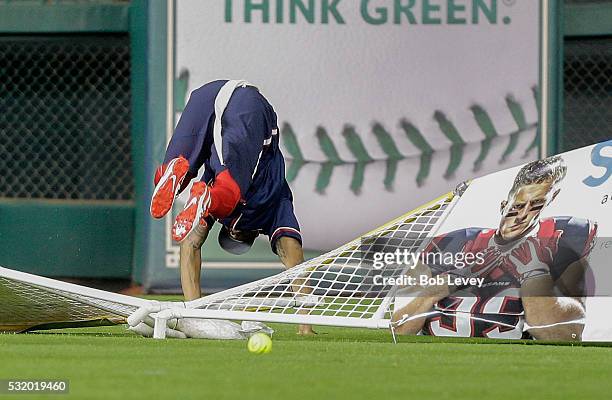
[150, 156, 190, 219]
[172, 182, 211, 242]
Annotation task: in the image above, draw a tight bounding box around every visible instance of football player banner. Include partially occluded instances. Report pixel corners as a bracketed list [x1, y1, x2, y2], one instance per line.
[391, 140, 612, 341]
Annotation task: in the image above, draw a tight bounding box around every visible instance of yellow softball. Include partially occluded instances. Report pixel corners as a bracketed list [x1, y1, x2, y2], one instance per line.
[247, 333, 272, 354]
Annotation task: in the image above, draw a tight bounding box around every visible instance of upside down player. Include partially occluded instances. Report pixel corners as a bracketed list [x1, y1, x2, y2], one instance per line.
[151, 80, 314, 335]
[392, 156, 597, 340]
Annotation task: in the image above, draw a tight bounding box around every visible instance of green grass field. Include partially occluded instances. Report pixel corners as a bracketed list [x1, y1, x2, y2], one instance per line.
[1, 315, 612, 400]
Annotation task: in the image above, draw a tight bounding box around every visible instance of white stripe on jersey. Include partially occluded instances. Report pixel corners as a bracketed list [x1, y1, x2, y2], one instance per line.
[213, 80, 252, 166]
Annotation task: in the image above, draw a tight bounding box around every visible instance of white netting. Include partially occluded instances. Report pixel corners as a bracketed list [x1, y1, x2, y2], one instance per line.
[0, 271, 142, 332]
[0, 191, 458, 335]
[180, 192, 458, 328]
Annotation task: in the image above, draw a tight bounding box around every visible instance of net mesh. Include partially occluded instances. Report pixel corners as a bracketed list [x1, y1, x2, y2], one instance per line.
[0, 192, 456, 333]
[563, 37, 612, 151]
[0, 35, 132, 200]
[187, 192, 456, 326]
[0, 276, 138, 332]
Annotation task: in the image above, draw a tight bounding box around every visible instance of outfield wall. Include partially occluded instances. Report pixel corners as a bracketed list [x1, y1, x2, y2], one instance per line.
[1, 1, 609, 292]
[140, 0, 544, 291]
[0, 1, 134, 279]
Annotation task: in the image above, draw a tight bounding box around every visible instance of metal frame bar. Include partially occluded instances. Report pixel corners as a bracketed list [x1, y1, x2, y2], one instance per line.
[539, 0, 564, 158]
[0, 266, 149, 309]
[129, 0, 172, 286]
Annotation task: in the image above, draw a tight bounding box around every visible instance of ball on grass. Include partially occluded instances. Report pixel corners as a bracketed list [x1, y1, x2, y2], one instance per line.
[247, 333, 272, 354]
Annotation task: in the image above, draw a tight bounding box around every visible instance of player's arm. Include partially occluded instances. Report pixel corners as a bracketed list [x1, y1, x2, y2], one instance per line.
[521, 274, 585, 341]
[392, 231, 468, 335]
[391, 263, 451, 335]
[516, 224, 593, 341]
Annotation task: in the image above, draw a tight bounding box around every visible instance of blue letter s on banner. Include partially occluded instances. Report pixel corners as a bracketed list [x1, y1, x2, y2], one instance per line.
[583, 140, 612, 187]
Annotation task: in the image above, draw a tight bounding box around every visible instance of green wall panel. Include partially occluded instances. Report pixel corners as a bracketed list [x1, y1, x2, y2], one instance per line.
[0, 2, 133, 279]
[565, 3, 612, 37]
[0, 201, 134, 278]
[0, 2, 129, 33]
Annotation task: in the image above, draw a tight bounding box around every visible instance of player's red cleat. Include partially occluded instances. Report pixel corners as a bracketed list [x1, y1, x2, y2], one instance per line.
[172, 182, 211, 242]
[150, 156, 190, 219]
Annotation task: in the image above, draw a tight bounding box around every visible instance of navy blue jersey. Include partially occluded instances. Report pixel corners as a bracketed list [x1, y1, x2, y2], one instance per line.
[165, 80, 284, 213]
[163, 80, 301, 250]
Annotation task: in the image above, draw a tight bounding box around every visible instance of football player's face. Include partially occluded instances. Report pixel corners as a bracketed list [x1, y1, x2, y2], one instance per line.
[498, 181, 554, 241]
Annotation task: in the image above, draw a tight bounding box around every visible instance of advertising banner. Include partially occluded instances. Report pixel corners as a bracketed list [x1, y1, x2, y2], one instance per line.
[393, 140, 612, 341]
[147, 0, 543, 290]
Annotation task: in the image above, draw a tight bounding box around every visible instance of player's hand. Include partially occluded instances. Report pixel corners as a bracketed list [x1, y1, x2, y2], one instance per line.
[172, 182, 211, 242]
